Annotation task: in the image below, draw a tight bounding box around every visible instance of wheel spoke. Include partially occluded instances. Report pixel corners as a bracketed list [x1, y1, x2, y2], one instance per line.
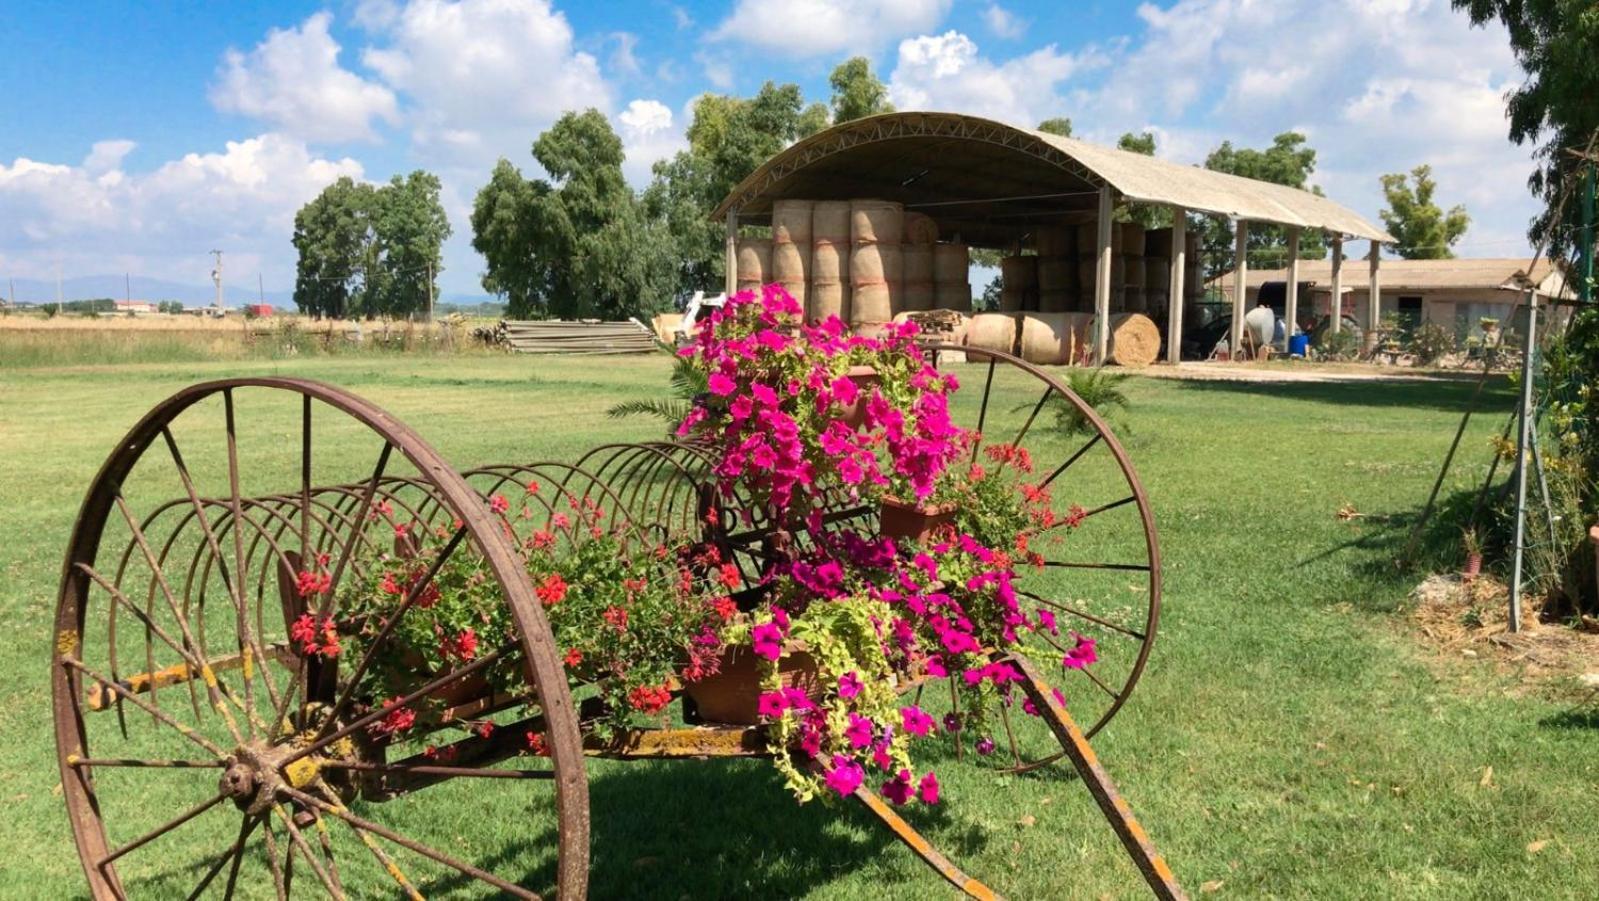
[312, 779, 424, 901]
[222, 390, 259, 740]
[321, 760, 556, 780]
[186, 813, 259, 901]
[1041, 560, 1151, 572]
[1019, 590, 1147, 641]
[968, 354, 999, 463]
[283, 784, 541, 900]
[260, 814, 289, 901]
[1009, 386, 1054, 450]
[64, 658, 226, 757]
[1039, 432, 1102, 490]
[98, 792, 227, 866]
[318, 441, 393, 620]
[68, 755, 222, 770]
[272, 803, 345, 899]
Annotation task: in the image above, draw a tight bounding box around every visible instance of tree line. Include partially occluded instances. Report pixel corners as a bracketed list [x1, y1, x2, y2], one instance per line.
[290, 54, 1473, 321]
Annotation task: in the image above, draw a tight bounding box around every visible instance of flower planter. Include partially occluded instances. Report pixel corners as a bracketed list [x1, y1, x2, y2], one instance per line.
[878, 497, 957, 544]
[839, 365, 879, 430]
[682, 644, 819, 725]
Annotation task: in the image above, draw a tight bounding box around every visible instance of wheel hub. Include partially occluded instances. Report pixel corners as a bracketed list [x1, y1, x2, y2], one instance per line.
[218, 743, 304, 815]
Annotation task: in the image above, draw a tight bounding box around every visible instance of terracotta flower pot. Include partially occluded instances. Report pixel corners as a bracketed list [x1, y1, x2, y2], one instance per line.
[878, 497, 957, 544]
[838, 365, 879, 430]
[682, 644, 819, 725]
[1462, 552, 1483, 583]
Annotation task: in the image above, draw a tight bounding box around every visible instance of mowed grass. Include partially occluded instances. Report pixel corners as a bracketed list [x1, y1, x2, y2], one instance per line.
[1, 345, 1596, 899]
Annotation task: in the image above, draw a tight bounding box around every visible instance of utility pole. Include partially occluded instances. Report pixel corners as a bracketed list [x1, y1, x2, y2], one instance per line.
[210, 249, 224, 314]
[1582, 161, 1595, 304]
[426, 262, 434, 322]
[258, 272, 265, 305]
[56, 262, 63, 316]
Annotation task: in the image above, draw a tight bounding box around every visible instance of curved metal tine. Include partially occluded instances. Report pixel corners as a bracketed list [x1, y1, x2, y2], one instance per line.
[108, 498, 200, 727]
[271, 803, 344, 899]
[318, 526, 469, 742]
[300, 394, 311, 564]
[968, 352, 999, 464]
[185, 812, 259, 901]
[998, 694, 1025, 770]
[1038, 432, 1103, 491]
[177, 502, 283, 723]
[316, 441, 393, 621]
[260, 814, 289, 901]
[281, 784, 541, 901]
[1018, 589, 1146, 641]
[314, 777, 424, 901]
[97, 791, 228, 867]
[222, 390, 257, 740]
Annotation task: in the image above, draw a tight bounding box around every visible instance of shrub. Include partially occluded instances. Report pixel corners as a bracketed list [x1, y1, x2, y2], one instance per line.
[1408, 322, 1456, 365]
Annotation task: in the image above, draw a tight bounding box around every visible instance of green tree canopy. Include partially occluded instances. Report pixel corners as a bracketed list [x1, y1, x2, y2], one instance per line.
[1036, 117, 1072, 137]
[291, 172, 449, 319]
[472, 109, 675, 320]
[1379, 165, 1470, 259]
[1200, 132, 1327, 278]
[828, 56, 893, 124]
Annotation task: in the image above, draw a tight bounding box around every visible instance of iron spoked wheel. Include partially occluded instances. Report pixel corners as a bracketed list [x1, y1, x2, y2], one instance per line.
[52, 378, 588, 899]
[936, 345, 1161, 773]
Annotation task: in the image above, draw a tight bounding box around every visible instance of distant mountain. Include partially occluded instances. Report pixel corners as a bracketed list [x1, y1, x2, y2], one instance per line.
[4, 275, 500, 311]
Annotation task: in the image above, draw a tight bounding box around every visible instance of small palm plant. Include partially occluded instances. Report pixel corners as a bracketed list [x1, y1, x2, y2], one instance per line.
[1034, 367, 1132, 437]
[606, 354, 708, 434]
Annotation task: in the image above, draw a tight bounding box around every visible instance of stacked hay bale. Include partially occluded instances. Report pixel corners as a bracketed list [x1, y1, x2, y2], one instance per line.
[850, 200, 903, 332]
[933, 242, 971, 312]
[965, 312, 1019, 355]
[1074, 221, 1126, 312]
[1183, 230, 1203, 322]
[735, 238, 771, 293]
[999, 256, 1036, 312]
[1143, 227, 1173, 321]
[771, 200, 813, 313]
[901, 212, 937, 313]
[810, 201, 851, 322]
[1121, 223, 1147, 314]
[1034, 226, 1077, 312]
[1020, 312, 1095, 365]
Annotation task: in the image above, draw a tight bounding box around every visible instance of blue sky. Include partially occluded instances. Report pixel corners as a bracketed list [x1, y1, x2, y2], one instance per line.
[0, 0, 1538, 300]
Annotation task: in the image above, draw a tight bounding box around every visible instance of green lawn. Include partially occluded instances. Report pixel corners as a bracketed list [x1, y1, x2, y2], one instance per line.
[1, 350, 1594, 899]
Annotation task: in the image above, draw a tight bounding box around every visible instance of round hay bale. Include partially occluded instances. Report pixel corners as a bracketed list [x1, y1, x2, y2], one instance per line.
[852, 282, 893, 327]
[1124, 254, 1146, 289]
[778, 279, 808, 313]
[851, 242, 902, 286]
[853, 321, 893, 340]
[1144, 227, 1174, 258]
[934, 243, 969, 283]
[851, 200, 903, 244]
[812, 241, 848, 285]
[1120, 223, 1146, 256]
[999, 289, 1025, 313]
[935, 281, 972, 312]
[902, 281, 935, 312]
[1037, 257, 1075, 292]
[966, 312, 1019, 355]
[1104, 312, 1161, 367]
[1039, 289, 1073, 314]
[1020, 312, 1096, 366]
[771, 240, 809, 284]
[772, 200, 814, 245]
[1001, 255, 1038, 290]
[902, 212, 939, 245]
[1143, 255, 1170, 291]
[812, 201, 851, 244]
[736, 238, 771, 286]
[1036, 226, 1074, 257]
[903, 243, 934, 285]
[811, 280, 850, 323]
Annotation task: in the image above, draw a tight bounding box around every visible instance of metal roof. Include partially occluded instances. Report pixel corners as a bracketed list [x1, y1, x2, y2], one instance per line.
[712, 111, 1395, 246]
[1210, 258, 1561, 295]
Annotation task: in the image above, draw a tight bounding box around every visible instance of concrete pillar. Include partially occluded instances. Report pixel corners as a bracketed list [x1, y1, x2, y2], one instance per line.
[1095, 185, 1114, 365]
[724, 210, 738, 296]
[1367, 240, 1383, 352]
[1329, 236, 1344, 333]
[1166, 207, 1187, 364]
[1284, 227, 1301, 352]
[1230, 220, 1248, 358]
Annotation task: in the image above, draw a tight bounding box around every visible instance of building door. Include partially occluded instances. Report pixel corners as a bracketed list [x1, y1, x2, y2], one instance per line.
[1397, 295, 1422, 337]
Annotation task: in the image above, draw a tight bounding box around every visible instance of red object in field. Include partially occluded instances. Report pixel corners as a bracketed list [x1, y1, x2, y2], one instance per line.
[245, 303, 274, 317]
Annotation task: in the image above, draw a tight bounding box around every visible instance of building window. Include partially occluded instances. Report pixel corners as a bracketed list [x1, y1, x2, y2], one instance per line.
[1396, 295, 1422, 336]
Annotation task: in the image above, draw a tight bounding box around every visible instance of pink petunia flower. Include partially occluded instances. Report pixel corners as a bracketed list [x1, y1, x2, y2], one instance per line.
[837, 671, 862, 699]
[844, 712, 874, 749]
[708, 372, 737, 396]
[824, 755, 864, 796]
[1063, 632, 1098, 670]
[881, 769, 914, 805]
[756, 691, 788, 719]
[918, 771, 940, 804]
[900, 706, 936, 737]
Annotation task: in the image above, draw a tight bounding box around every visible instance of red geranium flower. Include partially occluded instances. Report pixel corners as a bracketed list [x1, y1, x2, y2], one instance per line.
[536, 573, 568, 606]
[489, 494, 509, 515]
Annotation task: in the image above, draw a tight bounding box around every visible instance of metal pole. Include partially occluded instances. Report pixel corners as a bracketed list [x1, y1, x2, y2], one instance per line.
[724, 210, 738, 297]
[1166, 207, 1186, 364]
[1329, 237, 1343, 334]
[1284, 227, 1300, 353]
[1583, 162, 1595, 304]
[1230, 220, 1247, 358]
[1095, 186, 1114, 364]
[1507, 290, 1538, 633]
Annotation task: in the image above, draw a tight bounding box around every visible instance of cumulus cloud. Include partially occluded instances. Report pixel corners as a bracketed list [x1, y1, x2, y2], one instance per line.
[617, 99, 686, 186]
[210, 12, 398, 143]
[0, 134, 362, 284]
[711, 0, 951, 58]
[888, 31, 1103, 126]
[360, 0, 611, 167]
[983, 4, 1026, 40]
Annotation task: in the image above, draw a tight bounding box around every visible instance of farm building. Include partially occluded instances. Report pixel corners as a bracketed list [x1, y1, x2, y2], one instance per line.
[713, 111, 1393, 365]
[112, 299, 159, 315]
[1212, 257, 1566, 339]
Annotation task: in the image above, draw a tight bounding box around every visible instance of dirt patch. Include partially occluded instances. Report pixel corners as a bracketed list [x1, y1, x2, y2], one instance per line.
[1410, 573, 1599, 697]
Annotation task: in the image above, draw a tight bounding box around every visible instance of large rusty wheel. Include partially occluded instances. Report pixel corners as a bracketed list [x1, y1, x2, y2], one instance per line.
[52, 378, 588, 899]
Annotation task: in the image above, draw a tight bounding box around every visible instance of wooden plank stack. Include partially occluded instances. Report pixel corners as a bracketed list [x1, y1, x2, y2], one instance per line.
[501, 320, 659, 354]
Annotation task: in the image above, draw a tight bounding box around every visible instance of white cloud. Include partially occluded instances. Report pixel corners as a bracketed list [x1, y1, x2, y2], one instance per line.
[210, 12, 399, 143]
[0, 135, 362, 285]
[616, 99, 685, 186]
[888, 31, 1104, 126]
[611, 32, 642, 77]
[711, 0, 951, 58]
[983, 4, 1025, 40]
[360, 0, 611, 167]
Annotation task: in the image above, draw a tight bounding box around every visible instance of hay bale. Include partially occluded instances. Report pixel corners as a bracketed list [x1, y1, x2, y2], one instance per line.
[935, 281, 972, 312]
[1039, 289, 1073, 313]
[999, 289, 1026, 313]
[736, 238, 771, 288]
[934, 243, 969, 283]
[1120, 223, 1146, 256]
[813, 241, 848, 286]
[1146, 290, 1170, 318]
[850, 242, 902, 284]
[851, 200, 903, 245]
[1104, 312, 1161, 367]
[1036, 226, 1074, 257]
[1124, 254, 1146, 289]
[812, 280, 850, 323]
[902, 281, 935, 312]
[1143, 255, 1170, 291]
[852, 283, 893, 328]
[1020, 312, 1095, 365]
[902, 211, 939, 245]
[1144, 227, 1174, 258]
[1123, 288, 1148, 313]
[1037, 257, 1075, 292]
[966, 312, 1019, 355]
[903, 243, 934, 286]
[1001, 255, 1038, 290]
[772, 200, 814, 245]
[812, 201, 851, 244]
[771, 241, 809, 307]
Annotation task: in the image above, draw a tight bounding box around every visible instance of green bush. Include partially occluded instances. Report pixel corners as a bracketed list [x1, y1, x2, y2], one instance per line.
[1408, 322, 1456, 365]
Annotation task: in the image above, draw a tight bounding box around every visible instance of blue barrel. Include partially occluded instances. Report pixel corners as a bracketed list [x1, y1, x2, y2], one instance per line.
[1288, 334, 1310, 357]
